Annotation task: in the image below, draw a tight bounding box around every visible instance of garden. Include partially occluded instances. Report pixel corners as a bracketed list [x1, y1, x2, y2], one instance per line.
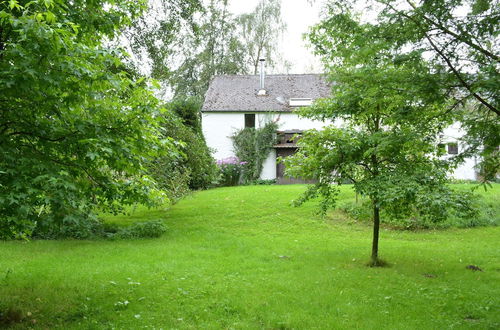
[1, 0, 499, 328]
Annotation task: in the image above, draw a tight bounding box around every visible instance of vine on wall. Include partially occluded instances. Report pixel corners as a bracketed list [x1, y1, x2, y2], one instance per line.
[232, 121, 279, 182]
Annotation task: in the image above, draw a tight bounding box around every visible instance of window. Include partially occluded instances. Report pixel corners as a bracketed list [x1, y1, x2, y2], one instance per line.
[245, 114, 255, 128]
[289, 98, 312, 107]
[447, 143, 458, 154]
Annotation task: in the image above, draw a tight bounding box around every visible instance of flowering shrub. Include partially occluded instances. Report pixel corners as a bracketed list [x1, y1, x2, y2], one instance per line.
[217, 157, 247, 186]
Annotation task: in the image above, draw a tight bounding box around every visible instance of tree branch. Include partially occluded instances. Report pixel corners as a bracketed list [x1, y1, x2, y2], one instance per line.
[21, 138, 108, 190]
[356, 162, 374, 174]
[382, 1, 499, 116]
[404, 0, 499, 62]
[424, 34, 500, 116]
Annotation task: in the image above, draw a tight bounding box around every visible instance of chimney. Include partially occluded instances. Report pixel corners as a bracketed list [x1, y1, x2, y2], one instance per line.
[257, 58, 266, 96]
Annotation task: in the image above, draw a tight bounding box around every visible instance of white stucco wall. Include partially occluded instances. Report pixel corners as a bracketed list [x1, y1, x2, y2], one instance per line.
[440, 123, 478, 180]
[202, 112, 479, 181]
[202, 112, 243, 160]
[260, 149, 277, 180]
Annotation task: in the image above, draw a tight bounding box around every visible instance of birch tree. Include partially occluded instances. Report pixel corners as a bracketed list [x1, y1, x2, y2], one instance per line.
[236, 0, 287, 74]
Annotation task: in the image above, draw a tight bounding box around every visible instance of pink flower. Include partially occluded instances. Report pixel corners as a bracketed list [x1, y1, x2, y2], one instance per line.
[217, 156, 241, 165]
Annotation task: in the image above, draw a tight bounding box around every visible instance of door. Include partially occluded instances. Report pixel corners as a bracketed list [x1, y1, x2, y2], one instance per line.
[276, 148, 315, 184]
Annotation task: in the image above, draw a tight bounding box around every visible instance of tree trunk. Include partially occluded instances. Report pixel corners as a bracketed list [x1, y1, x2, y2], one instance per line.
[371, 202, 380, 265]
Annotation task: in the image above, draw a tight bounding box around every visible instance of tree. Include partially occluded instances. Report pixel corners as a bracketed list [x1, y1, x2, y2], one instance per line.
[320, 0, 499, 181]
[168, 0, 248, 99]
[169, 97, 203, 134]
[285, 3, 471, 265]
[122, 0, 203, 81]
[377, 0, 500, 181]
[124, 0, 288, 99]
[236, 0, 287, 74]
[0, 0, 175, 238]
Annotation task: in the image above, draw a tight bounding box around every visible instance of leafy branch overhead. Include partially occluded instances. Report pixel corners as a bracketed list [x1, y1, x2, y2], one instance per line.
[377, 0, 499, 116]
[309, 0, 499, 181]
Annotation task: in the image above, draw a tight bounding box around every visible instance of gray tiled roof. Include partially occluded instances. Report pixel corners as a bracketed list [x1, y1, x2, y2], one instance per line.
[201, 74, 331, 112]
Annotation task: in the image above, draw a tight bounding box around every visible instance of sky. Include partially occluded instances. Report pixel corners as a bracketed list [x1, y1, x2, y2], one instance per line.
[228, 0, 325, 74]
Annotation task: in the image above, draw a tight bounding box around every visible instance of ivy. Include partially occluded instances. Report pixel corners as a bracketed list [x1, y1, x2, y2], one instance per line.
[231, 121, 278, 182]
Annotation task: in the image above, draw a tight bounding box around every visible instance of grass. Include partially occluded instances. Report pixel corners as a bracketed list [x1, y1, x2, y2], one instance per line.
[0, 184, 499, 329]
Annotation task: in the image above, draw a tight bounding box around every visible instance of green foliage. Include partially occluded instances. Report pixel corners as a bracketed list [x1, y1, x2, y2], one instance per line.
[168, 97, 203, 133]
[246, 179, 276, 185]
[124, 0, 203, 81]
[286, 2, 479, 262]
[150, 103, 218, 192]
[0, 218, 35, 241]
[32, 213, 104, 240]
[232, 121, 279, 182]
[458, 108, 500, 182]
[168, 0, 248, 98]
[320, 0, 500, 181]
[124, 0, 288, 98]
[147, 152, 191, 202]
[112, 219, 167, 239]
[0, 0, 172, 239]
[341, 189, 497, 229]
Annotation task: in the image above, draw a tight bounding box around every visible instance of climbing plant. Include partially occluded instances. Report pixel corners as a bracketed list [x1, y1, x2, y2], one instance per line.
[232, 121, 279, 182]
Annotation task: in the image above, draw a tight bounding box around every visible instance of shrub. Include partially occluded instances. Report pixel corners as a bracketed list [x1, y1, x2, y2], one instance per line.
[150, 110, 218, 196]
[217, 157, 247, 186]
[247, 179, 276, 185]
[446, 178, 479, 184]
[148, 153, 191, 203]
[168, 97, 203, 133]
[0, 1, 168, 241]
[32, 212, 105, 240]
[164, 99, 218, 190]
[340, 190, 498, 229]
[0, 218, 35, 240]
[112, 220, 167, 239]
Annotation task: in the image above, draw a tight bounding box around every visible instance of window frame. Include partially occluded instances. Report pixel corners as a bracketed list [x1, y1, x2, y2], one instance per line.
[447, 142, 459, 155]
[244, 113, 256, 128]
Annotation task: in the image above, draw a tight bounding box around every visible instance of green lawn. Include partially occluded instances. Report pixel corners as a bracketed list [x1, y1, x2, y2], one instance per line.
[1, 184, 499, 329]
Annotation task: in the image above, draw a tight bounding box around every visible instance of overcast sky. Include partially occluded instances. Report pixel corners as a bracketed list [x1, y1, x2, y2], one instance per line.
[228, 0, 325, 74]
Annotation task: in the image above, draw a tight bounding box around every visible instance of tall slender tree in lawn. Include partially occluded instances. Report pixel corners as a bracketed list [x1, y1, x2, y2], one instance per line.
[284, 3, 467, 265]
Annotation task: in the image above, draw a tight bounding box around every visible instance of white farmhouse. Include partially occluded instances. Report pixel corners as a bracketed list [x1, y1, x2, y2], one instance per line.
[201, 68, 332, 183]
[201, 63, 479, 182]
